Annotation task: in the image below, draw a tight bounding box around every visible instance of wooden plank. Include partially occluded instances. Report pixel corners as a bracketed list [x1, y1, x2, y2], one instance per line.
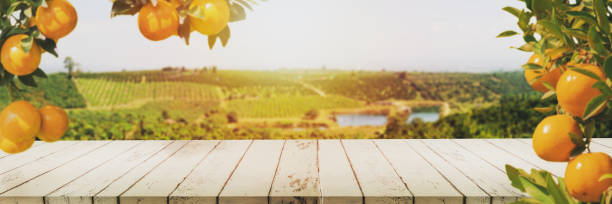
[591, 138, 612, 149]
[342, 139, 412, 204]
[0, 141, 76, 175]
[375, 139, 462, 204]
[94, 141, 188, 204]
[453, 139, 544, 174]
[269, 140, 320, 204]
[404, 140, 489, 204]
[170, 140, 253, 204]
[120, 140, 219, 204]
[218, 140, 285, 204]
[0, 141, 109, 198]
[0, 141, 140, 204]
[45, 141, 173, 204]
[421, 139, 522, 204]
[318, 140, 363, 204]
[486, 139, 565, 177]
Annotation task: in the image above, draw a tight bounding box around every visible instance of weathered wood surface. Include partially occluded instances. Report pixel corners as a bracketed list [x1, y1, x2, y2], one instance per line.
[2, 139, 610, 204]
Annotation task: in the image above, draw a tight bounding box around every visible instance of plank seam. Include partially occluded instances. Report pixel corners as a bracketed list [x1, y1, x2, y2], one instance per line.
[451, 140, 506, 174]
[0, 141, 113, 195]
[117, 141, 191, 199]
[267, 140, 287, 204]
[401, 140, 468, 203]
[167, 140, 222, 203]
[418, 140, 494, 200]
[215, 140, 255, 203]
[93, 141, 176, 198]
[316, 140, 323, 204]
[371, 140, 415, 203]
[0, 142, 47, 160]
[592, 139, 612, 148]
[483, 140, 560, 177]
[0, 141, 80, 175]
[43, 141, 145, 200]
[339, 139, 365, 204]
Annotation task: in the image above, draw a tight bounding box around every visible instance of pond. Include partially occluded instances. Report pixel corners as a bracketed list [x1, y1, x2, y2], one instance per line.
[408, 112, 439, 123]
[336, 112, 440, 127]
[336, 114, 388, 127]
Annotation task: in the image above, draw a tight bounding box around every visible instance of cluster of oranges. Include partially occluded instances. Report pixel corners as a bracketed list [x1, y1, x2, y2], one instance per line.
[137, 0, 230, 41]
[0, 0, 77, 154]
[0, 101, 69, 154]
[527, 51, 612, 202]
[1, 0, 77, 77]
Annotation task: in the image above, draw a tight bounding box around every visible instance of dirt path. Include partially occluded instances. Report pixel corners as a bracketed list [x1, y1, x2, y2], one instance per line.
[301, 82, 326, 97]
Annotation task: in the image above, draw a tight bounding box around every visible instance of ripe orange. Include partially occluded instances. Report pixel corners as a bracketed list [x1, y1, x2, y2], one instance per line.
[524, 54, 563, 93]
[532, 115, 582, 162]
[0, 137, 34, 154]
[0, 101, 41, 143]
[138, 0, 180, 41]
[565, 152, 612, 202]
[38, 105, 69, 142]
[189, 0, 230, 35]
[35, 0, 78, 40]
[556, 64, 606, 117]
[0, 34, 42, 76]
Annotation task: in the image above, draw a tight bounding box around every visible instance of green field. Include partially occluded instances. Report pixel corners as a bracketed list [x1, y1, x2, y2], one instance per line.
[1, 69, 554, 140]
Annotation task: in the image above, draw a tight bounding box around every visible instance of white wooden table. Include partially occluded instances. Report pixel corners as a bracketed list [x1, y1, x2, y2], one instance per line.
[1, 139, 611, 204]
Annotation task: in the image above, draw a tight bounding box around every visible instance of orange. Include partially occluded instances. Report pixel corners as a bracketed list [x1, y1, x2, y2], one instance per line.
[38, 105, 69, 142]
[0, 34, 42, 76]
[523, 54, 563, 93]
[138, 0, 179, 41]
[35, 0, 78, 40]
[565, 152, 612, 202]
[556, 64, 606, 117]
[189, 0, 230, 35]
[0, 101, 41, 143]
[0, 137, 34, 154]
[532, 115, 582, 162]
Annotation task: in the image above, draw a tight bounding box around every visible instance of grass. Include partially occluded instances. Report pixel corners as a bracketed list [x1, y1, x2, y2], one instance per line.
[226, 95, 363, 118]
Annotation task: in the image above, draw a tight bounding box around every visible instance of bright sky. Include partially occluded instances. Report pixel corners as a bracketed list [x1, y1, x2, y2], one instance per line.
[39, 0, 530, 73]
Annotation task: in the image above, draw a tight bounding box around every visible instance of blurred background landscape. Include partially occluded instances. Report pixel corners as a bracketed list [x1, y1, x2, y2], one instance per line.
[6, 0, 602, 140]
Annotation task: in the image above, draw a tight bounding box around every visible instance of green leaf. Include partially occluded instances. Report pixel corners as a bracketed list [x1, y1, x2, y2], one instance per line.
[20, 34, 33, 54]
[593, 0, 610, 34]
[557, 178, 577, 204]
[235, 0, 253, 11]
[208, 34, 217, 50]
[531, 0, 552, 19]
[111, 0, 144, 17]
[498, 30, 519, 38]
[177, 17, 192, 45]
[546, 173, 569, 204]
[568, 66, 603, 81]
[588, 26, 608, 55]
[229, 3, 246, 22]
[187, 4, 205, 20]
[538, 20, 569, 45]
[218, 26, 230, 47]
[593, 81, 612, 96]
[599, 174, 612, 182]
[566, 11, 597, 25]
[18, 75, 36, 87]
[518, 10, 532, 32]
[604, 55, 612, 81]
[31, 68, 47, 78]
[541, 81, 555, 91]
[520, 176, 554, 203]
[35, 38, 58, 57]
[506, 165, 526, 192]
[523, 63, 543, 70]
[583, 94, 608, 119]
[541, 90, 556, 100]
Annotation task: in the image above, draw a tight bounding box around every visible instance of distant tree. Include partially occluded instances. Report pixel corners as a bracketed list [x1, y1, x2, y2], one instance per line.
[303, 109, 319, 120]
[227, 111, 238, 123]
[212, 66, 217, 73]
[398, 72, 407, 80]
[64, 56, 77, 79]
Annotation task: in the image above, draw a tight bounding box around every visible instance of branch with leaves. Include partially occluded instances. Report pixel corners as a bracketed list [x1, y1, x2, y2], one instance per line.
[500, 0, 612, 203]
